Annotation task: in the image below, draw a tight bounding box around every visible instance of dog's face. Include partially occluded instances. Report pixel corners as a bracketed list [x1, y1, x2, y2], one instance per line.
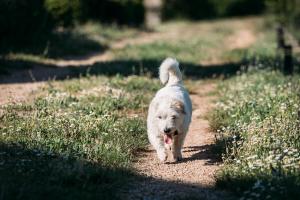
[155, 100, 185, 139]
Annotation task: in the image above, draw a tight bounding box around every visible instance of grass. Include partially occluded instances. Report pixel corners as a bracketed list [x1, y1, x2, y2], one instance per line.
[0, 75, 160, 199]
[112, 17, 267, 64]
[112, 20, 234, 63]
[222, 29, 277, 63]
[209, 69, 300, 200]
[207, 17, 300, 199]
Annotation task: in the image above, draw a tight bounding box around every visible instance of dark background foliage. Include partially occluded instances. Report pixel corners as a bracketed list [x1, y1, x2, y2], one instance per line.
[0, 0, 53, 43]
[0, 0, 299, 45]
[162, 0, 265, 20]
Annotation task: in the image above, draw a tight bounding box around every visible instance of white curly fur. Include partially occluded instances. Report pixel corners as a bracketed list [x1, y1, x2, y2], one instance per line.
[147, 58, 192, 162]
[159, 57, 182, 85]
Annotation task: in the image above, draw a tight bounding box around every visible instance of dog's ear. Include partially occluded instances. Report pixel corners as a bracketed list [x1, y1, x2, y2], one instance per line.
[171, 100, 186, 114]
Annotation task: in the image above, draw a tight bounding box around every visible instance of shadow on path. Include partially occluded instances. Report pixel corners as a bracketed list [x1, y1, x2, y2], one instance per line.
[0, 58, 242, 84]
[0, 142, 232, 200]
[0, 30, 107, 60]
[181, 144, 221, 165]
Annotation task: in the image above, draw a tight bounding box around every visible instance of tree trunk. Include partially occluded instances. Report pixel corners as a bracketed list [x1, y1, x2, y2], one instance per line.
[144, 0, 162, 30]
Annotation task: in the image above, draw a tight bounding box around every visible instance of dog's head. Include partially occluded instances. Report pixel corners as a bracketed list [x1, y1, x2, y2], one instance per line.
[155, 99, 186, 144]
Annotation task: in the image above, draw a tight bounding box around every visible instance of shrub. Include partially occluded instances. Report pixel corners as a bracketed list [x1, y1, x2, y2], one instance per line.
[265, 0, 300, 26]
[162, 0, 266, 20]
[84, 0, 144, 25]
[44, 0, 86, 26]
[0, 0, 54, 44]
[162, 0, 217, 20]
[224, 0, 265, 16]
[265, 0, 300, 39]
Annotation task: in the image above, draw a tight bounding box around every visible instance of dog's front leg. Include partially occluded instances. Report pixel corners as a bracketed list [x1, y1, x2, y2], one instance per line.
[157, 147, 167, 162]
[172, 134, 182, 162]
[153, 137, 167, 162]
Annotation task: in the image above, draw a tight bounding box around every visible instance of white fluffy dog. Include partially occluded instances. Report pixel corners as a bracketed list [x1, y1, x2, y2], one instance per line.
[147, 58, 192, 162]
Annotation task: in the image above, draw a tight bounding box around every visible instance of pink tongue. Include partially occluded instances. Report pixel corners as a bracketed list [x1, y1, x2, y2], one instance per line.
[164, 135, 172, 144]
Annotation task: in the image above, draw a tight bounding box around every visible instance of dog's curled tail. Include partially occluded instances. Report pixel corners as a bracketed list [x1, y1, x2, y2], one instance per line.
[159, 57, 182, 85]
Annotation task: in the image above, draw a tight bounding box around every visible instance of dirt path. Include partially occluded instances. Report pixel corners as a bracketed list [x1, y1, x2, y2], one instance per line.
[0, 83, 43, 106]
[121, 82, 230, 200]
[200, 28, 256, 66]
[0, 65, 71, 105]
[226, 29, 256, 50]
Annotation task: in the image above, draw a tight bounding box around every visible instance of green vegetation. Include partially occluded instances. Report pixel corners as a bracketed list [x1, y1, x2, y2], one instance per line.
[210, 70, 300, 199]
[113, 18, 254, 63]
[1, 17, 253, 76]
[266, 0, 300, 29]
[0, 0, 144, 42]
[1, 14, 299, 199]
[2, 0, 297, 61]
[0, 75, 160, 199]
[163, 0, 265, 20]
[0, 0, 272, 56]
[113, 25, 231, 63]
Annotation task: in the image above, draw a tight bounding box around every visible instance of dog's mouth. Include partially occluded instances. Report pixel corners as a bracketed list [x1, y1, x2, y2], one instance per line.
[163, 130, 178, 144]
[164, 134, 172, 144]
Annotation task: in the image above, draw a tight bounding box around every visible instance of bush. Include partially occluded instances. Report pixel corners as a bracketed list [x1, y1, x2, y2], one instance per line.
[84, 0, 144, 25]
[0, 0, 54, 44]
[0, 0, 144, 47]
[224, 0, 265, 16]
[162, 0, 266, 20]
[44, 0, 145, 26]
[162, 0, 217, 20]
[44, 0, 86, 26]
[265, 0, 300, 39]
[265, 0, 300, 25]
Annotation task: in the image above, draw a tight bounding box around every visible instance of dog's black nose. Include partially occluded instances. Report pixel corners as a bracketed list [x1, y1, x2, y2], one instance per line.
[164, 128, 171, 133]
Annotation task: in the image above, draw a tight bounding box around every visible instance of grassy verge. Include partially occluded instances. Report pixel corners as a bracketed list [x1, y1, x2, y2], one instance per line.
[112, 20, 234, 63]
[209, 69, 300, 200]
[112, 28, 231, 63]
[112, 17, 266, 64]
[0, 75, 160, 199]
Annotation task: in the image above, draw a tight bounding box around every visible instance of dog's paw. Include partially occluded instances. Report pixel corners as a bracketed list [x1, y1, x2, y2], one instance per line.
[172, 153, 182, 162]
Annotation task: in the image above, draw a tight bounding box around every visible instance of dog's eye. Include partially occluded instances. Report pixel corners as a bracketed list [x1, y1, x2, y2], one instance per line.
[157, 116, 162, 119]
[171, 115, 177, 119]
